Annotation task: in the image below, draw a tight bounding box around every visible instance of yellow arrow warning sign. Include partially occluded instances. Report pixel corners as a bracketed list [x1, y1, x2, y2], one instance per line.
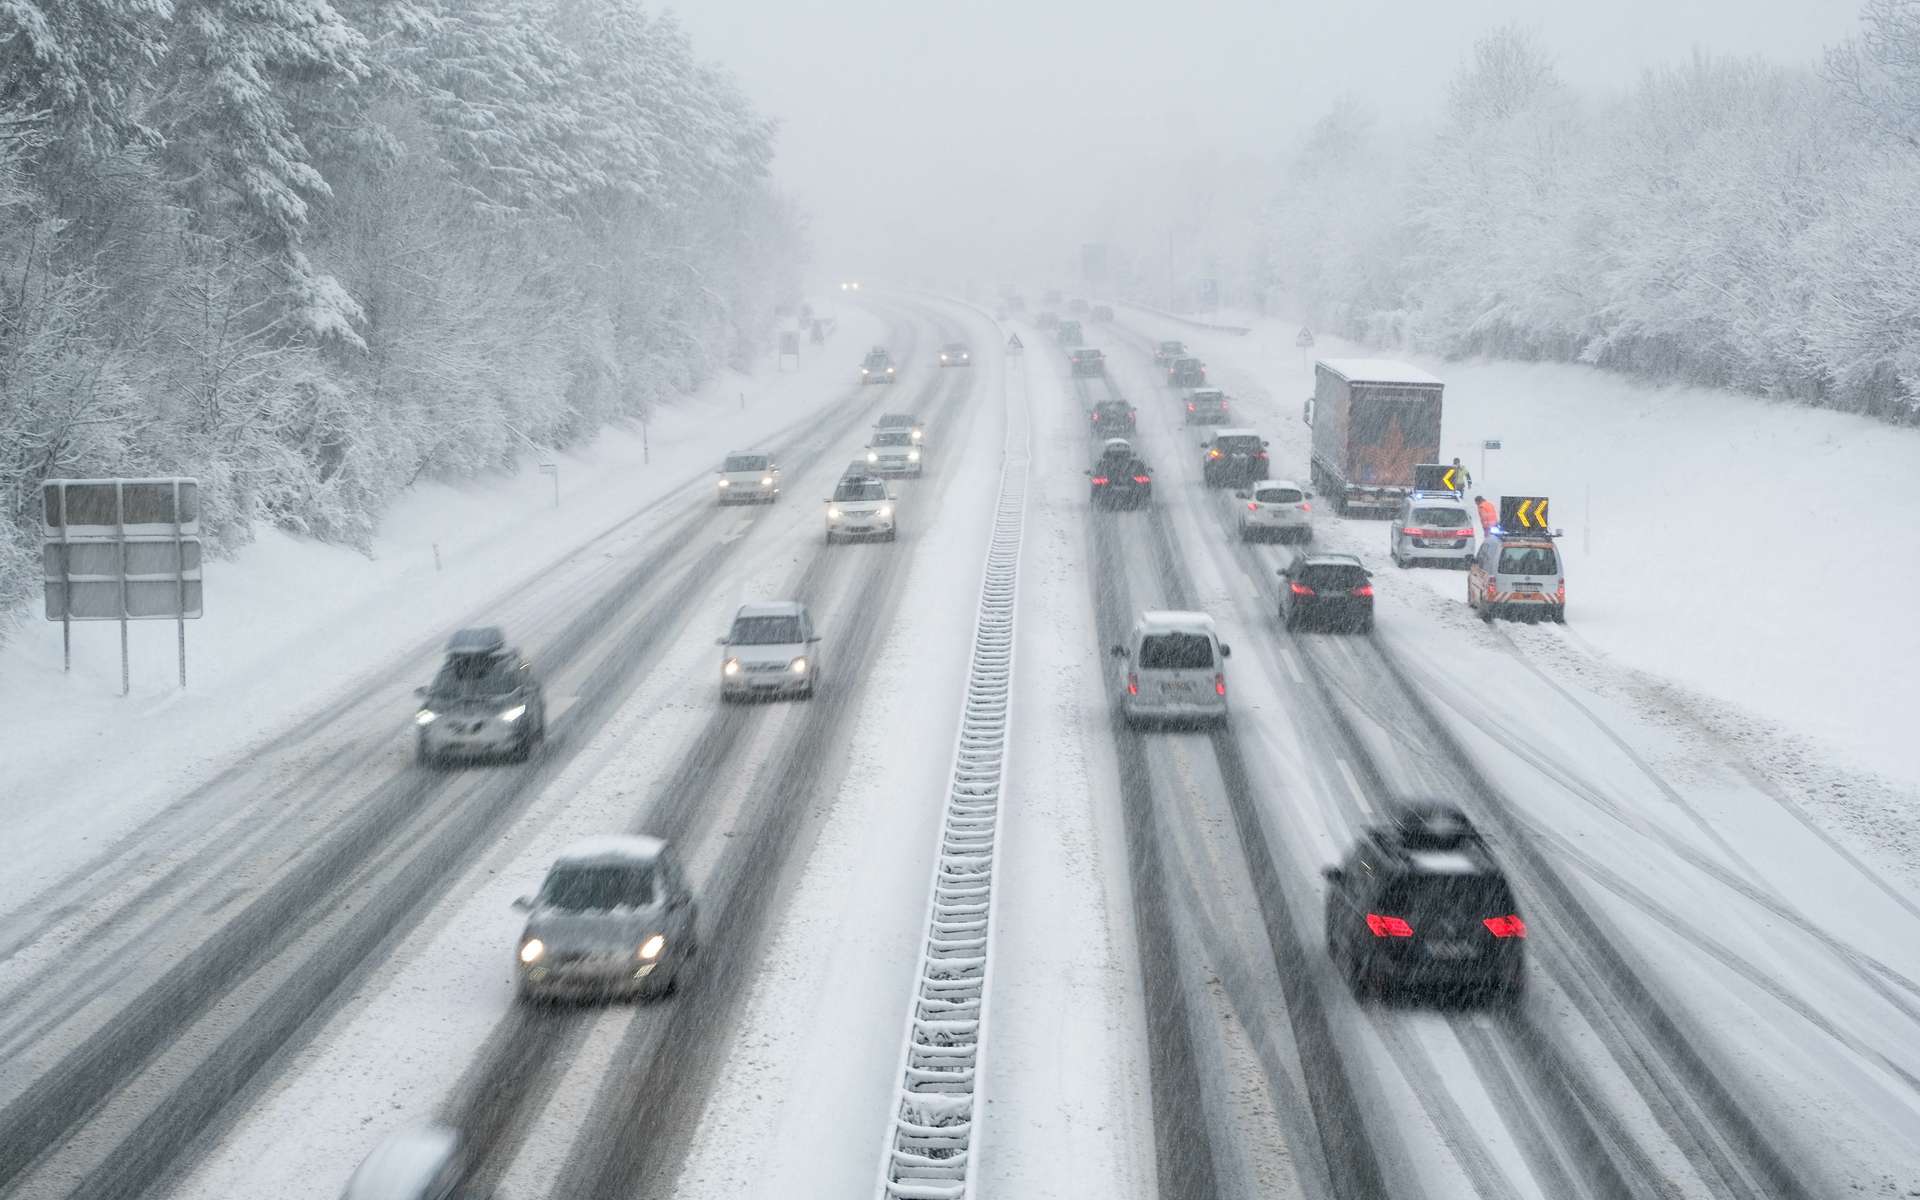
[1442, 467, 1458, 491]
[1498, 496, 1551, 531]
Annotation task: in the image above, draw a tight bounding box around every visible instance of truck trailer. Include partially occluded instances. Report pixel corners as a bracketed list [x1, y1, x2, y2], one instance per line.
[1304, 359, 1444, 516]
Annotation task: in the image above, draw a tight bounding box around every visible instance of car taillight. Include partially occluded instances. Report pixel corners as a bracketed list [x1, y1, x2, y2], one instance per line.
[1091, 475, 1110, 485]
[1351, 585, 1374, 598]
[1220, 400, 1229, 410]
[1255, 451, 1268, 460]
[1126, 672, 1139, 696]
[1366, 913, 1414, 938]
[1483, 915, 1527, 939]
[1301, 502, 1312, 513]
[1402, 527, 1428, 537]
[1186, 402, 1196, 411]
[1557, 581, 1566, 602]
[1214, 673, 1226, 697]
[1290, 582, 1315, 596]
[1133, 474, 1151, 484]
[1247, 501, 1259, 512]
[1207, 449, 1222, 460]
[1450, 528, 1473, 538]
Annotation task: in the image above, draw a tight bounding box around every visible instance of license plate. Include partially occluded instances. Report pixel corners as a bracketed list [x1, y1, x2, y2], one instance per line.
[1426, 941, 1477, 960]
[1162, 682, 1194, 694]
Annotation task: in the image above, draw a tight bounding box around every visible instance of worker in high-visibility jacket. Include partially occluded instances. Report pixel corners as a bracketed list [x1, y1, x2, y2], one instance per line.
[1476, 495, 1497, 533]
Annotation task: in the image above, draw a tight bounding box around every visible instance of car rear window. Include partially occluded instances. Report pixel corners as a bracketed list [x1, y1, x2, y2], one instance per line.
[1379, 875, 1515, 921]
[723, 455, 768, 472]
[1412, 507, 1469, 527]
[1257, 487, 1304, 504]
[730, 615, 801, 644]
[1215, 436, 1262, 453]
[541, 863, 655, 911]
[834, 479, 887, 501]
[1301, 564, 1368, 590]
[1138, 632, 1215, 670]
[1498, 546, 1559, 575]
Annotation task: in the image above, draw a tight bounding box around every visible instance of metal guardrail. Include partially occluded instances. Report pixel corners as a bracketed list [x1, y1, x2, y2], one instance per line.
[875, 339, 1029, 1200]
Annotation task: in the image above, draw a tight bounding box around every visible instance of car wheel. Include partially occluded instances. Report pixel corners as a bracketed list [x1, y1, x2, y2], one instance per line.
[885, 528, 897, 542]
[1283, 608, 1299, 631]
[825, 530, 836, 546]
[1551, 608, 1567, 624]
[1480, 601, 1496, 623]
[1358, 616, 1375, 635]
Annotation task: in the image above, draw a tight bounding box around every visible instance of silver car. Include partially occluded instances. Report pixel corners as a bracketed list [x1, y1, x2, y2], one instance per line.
[825, 473, 897, 542]
[414, 628, 547, 765]
[513, 836, 698, 1002]
[718, 600, 820, 700]
[340, 1126, 463, 1200]
[716, 451, 780, 505]
[865, 428, 923, 476]
[1111, 610, 1232, 728]
[1390, 491, 1477, 568]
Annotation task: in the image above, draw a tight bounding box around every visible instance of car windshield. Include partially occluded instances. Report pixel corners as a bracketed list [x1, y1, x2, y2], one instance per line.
[730, 615, 802, 644]
[1498, 546, 1559, 575]
[1258, 488, 1304, 504]
[428, 653, 518, 697]
[723, 455, 768, 472]
[943, 344, 966, 353]
[1380, 875, 1515, 921]
[1413, 507, 1469, 527]
[540, 863, 656, 911]
[1301, 564, 1369, 590]
[1216, 437, 1262, 454]
[1138, 632, 1215, 670]
[871, 431, 911, 447]
[834, 479, 887, 501]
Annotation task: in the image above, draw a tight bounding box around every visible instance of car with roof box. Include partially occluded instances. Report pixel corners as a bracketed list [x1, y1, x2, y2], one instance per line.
[1279, 553, 1374, 633]
[715, 450, 779, 505]
[717, 600, 820, 700]
[1088, 438, 1153, 509]
[1110, 610, 1232, 727]
[413, 627, 546, 765]
[513, 835, 697, 1002]
[1323, 803, 1526, 1001]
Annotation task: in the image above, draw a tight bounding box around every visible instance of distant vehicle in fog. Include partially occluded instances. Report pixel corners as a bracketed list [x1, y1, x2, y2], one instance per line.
[716, 451, 779, 505]
[1166, 355, 1206, 387]
[1055, 320, 1083, 346]
[1090, 398, 1136, 430]
[1153, 339, 1187, 366]
[860, 347, 897, 383]
[1182, 387, 1230, 426]
[874, 411, 925, 442]
[1067, 297, 1090, 315]
[938, 342, 972, 367]
[513, 836, 698, 1002]
[1090, 303, 1115, 322]
[414, 628, 547, 766]
[1070, 347, 1105, 376]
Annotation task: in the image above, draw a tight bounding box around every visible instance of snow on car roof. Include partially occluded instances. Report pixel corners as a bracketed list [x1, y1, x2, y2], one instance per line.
[1255, 480, 1306, 492]
[1317, 358, 1444, 386]
[1139, 610, 1217, 632]
[555, 834, 666, 864]
[736, 599, 805, 618]
[1406, 850, 1484, 875]
[1212, 427, 1262, 439]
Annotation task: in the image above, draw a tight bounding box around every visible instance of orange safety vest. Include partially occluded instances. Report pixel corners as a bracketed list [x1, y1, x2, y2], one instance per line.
[1477, 499, 1497, 529]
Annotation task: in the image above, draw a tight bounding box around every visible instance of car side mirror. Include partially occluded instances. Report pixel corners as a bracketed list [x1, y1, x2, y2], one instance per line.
[1109, 645, 1127, 658]
[511, 895, 534, 912]
[1322, 866, 1344, 884]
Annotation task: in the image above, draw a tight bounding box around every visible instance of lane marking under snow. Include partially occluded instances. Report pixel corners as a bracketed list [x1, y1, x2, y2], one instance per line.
[1336, 758, 1374, 817]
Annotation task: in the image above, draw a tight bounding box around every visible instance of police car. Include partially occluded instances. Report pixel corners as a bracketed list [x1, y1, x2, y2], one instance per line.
[1389, 490, 1476, 568]
[1468, 529, 1565, 623]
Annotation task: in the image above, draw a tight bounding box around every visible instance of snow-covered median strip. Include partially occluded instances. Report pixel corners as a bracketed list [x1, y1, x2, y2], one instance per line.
[875, 355, 1029, 1200]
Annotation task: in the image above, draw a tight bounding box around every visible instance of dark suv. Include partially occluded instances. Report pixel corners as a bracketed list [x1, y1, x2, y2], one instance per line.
[1200, 429, 1269, 487]
[1167, 356, 1206, 387]
[1090, 399, 1136, 430]
[1323, 804, 1526, 1001]
[1278, 553, 1374, 633]
[1070, 347, 1105, 376]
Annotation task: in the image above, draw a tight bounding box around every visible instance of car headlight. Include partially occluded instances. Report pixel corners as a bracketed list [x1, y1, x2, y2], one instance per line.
[907, 450, 920, 462]
[828, 506, 843, 520]
[867, 451, 879, 463]
[789, 657, 809, 674]
[717, 478, 730, 487]
[415, 709, 437, 725]
[760, 476, 773, 486]
[911, 429, 923, 441]
[519, 938, 545, 964]
[499, 704, 527, 723]
[940, 354, 948, 361]
[638, 934, 666, 961]
[861, 367, 870, 374]
[878, 504, 893, 518]
[723, 658, 741, 676]
[886, 366, 894, 374]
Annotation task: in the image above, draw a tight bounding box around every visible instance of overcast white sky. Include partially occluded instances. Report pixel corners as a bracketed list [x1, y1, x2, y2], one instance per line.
[670, 0, 1867, 287]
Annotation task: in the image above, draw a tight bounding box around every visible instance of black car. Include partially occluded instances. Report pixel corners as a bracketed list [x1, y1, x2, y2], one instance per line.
[1200, 429, 1269, 487]
[1323, 804, 1526, 1001]
[1070, 347, 1105, 376]
[938, 342, 972, 368]
[1167, 356, 1206, 387]
[1090, 399, 1136, 430]
[1278, 553, 1374, 633]
[1089, 451, 1153, 509]
[1153, 339, 1188, 366]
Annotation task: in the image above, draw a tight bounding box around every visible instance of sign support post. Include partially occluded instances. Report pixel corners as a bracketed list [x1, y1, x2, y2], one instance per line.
[175, 478, 187, 688]
[59, 483, 71, 674]
[117, 481, 129, 697]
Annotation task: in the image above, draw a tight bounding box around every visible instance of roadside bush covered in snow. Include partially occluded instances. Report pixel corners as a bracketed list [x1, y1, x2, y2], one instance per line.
[0, 0, 802, 636]
[1257, 14, 1920, 425]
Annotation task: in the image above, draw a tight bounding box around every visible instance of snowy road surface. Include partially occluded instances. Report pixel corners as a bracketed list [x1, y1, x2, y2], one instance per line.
[0, 293, 1915, 1199]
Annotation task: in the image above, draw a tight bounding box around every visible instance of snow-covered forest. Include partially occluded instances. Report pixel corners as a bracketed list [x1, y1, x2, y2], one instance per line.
[0, 0, 801, 632]
[1201, 6, 1920, 427]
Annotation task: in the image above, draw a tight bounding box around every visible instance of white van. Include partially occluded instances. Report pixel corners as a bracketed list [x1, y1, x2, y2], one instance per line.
[1110, 611, 1231, 727]
[1468, 532, 1567, 623]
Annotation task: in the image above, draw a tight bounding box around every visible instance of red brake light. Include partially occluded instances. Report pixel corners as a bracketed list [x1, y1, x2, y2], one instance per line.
[1301, 502, 1312, 513]
[1451, 528, 1474, 538]
[1255, 451, 1268, 460]
[1133, 474, 1151, 484]
[1126, 672, 1139, 696]
[1091, 475, 1110, 485]
[1289, 581, 1315, 596]
[1366, 913, 1414, 938]
[1351, 585, 1374, 598]
[1214, 673, 1227, 696]
[1186, 402, 1196, 411]
[1402, 527, 1426, 537]
[1483, 915, 1527, 939]
[1557, 582, 1566, 602]
[1247, 501, 1259, 512]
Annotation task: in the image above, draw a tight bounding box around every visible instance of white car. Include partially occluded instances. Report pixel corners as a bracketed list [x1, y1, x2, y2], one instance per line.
[825, 473, 897, 543]
[718, 600, 820, 699]
[865, 428, 923, 477]
[716, 451, 780, 505]
[1238, 480, 1314, 543]
[1110, 610, 1231, 727]
[1389, 491, 1476, 568]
